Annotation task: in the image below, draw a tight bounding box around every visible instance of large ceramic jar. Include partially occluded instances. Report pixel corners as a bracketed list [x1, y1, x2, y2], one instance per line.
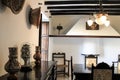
[33, 46, 41, 66]
[4, 47, 21, 80]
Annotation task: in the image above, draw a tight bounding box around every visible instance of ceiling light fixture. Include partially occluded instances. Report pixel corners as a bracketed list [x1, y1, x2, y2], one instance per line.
[87, 0, 110, 27]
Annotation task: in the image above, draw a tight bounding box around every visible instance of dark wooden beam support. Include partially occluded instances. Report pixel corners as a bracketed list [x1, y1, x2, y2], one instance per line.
[49, 35, 120, 38]
[45, 0, 120, 15]
[50, 10, 120, 13]
[45, 0, 120, 5]
[47, 5, 120, 9]
[51, 12, 120, 15]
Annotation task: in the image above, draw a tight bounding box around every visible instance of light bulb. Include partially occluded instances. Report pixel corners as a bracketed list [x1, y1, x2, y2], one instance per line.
[95, 18, 104, 25]
[100, 15, 107, 24]
[104, 20, 110, 27]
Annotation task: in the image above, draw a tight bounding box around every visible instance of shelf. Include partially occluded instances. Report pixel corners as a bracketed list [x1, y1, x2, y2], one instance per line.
[49, 35, 120, 38]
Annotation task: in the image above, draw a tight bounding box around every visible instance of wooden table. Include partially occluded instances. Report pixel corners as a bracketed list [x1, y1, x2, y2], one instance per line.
[0, 61, 57, 80]
[73, 64, 120, 80]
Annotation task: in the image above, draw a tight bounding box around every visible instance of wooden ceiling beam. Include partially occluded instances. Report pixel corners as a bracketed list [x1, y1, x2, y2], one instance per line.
[51, 12, 120, 15]
[45, 0, 120, 15]
[50, 10, 120, 13]
[45, 0, 120, 5]
[47, 5, 120, 9]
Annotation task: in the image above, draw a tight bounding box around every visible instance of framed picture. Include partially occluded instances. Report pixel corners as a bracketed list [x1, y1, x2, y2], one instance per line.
[86, 22, 99, 30]
[85, 55, 98, 69]
[86, 58, 97, 68]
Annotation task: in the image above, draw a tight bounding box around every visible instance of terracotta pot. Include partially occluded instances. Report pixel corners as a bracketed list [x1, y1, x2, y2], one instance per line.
[33, 46, 41, 66]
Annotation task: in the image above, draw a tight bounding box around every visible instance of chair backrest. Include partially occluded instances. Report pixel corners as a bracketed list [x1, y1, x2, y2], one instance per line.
[71, 56, 73, 80]
[92, 62, 114, 80]
[52, 52, 66, 65]
[118, 55, 120, 61]
[52, 52, 70, 76]
[85, 54, 98, 69]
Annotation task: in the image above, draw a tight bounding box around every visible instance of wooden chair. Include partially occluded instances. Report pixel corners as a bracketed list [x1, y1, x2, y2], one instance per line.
[70, 56, 73, 80]
[85, 54, 98, 69]
[92, 62, 114, 80]
[52, 52, 70, 76]
[112, 54, 120, 72]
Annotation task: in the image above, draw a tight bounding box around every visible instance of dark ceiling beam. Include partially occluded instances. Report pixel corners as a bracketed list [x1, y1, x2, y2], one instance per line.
[47, 5, 120, 9]
[51, 12, 120, 15]
[45, 0, 120, 5]
[45, 0, 120, 15]
[50, 10, 120, 13]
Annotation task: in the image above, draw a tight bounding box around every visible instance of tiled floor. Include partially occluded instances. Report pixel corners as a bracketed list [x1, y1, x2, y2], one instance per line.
[57, 74, 71, 80]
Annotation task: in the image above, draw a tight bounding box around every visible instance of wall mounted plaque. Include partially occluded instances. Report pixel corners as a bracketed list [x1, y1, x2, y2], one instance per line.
[2, 0, 25, 14]
[86, 22, 99, 30]
[29, 7, 41, 28]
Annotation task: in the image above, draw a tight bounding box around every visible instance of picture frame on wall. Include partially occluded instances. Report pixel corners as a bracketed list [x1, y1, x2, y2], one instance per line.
[86, 57, 97, 68]
[85, 54, 98, 69]
[86, 22, 99, 30]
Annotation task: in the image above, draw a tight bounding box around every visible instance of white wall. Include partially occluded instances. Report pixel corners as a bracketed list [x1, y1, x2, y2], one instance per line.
[48, 37, 120, 67]
[0, 0, 41, 76]
[50, 15, 81, 35]
[48, 15, 120, 67]
[110, 16, 120, 33]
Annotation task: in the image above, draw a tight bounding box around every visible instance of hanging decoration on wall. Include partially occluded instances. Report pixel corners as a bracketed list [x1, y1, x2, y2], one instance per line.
[56, 24, 63, 35]
[86, 22, 99, 30]
[2, 0, 25, 14]
[29, 7, 41, 28]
